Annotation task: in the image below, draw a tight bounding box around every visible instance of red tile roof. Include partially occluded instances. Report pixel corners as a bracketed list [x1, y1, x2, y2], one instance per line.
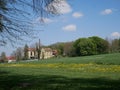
[7, 56, 16, 60]
[28, 48, 36, 51]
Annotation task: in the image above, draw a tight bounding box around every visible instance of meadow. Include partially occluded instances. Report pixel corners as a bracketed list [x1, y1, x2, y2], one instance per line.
[0, 53, 120, 90]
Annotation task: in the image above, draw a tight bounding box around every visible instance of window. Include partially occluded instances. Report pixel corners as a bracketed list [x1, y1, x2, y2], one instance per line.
[31, 52, 32, 56]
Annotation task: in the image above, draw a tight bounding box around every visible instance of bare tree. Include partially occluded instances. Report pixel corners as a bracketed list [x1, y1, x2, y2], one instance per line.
[0, 52, 7, 62]
[0, 0, 34, 46]
[24, 44, 29, 60]
[0, 0, 65, 46]
[111, 39, 119, 53]
[11, 50, 17, 58]
[63, 42, 75, 56]
[15, 47, 23, 61]
[36, 39, 41, 60]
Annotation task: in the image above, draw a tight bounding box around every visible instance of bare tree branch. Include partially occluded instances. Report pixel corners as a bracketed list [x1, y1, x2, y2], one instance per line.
[0, 0, 67, 46]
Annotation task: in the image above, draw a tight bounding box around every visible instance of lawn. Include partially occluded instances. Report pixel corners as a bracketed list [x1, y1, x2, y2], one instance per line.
[0, 53, 120, 90]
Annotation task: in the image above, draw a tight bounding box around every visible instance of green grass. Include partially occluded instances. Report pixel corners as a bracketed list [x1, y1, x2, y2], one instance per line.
[19, 53, 120, 65]
[0, 53, 120, 90]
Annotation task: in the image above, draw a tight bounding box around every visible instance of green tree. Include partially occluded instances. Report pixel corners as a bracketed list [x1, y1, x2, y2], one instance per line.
[57, 43, 64, 56]
[24, 44, 29, 60]
[74, 38, 97, 56]
[89, 36, 109, 54]
[49, 42, 64, 56]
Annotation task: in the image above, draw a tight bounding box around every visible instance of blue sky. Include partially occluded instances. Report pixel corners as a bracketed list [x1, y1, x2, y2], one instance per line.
[1, 0, 120, 55]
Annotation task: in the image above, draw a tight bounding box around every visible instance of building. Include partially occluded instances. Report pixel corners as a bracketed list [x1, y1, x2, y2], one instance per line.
[40, 48, 54, 59]
[28, 48, 37, 59]
[7, 56, 16, 63]
[28, 48, 57, 60]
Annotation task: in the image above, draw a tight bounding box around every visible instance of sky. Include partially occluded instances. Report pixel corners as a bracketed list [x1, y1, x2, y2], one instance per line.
[1, 0, 120, 56]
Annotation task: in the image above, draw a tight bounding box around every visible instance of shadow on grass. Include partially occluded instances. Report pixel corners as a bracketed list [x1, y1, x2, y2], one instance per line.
[0, 73, 120, 90]
[0, 71, 9, 75]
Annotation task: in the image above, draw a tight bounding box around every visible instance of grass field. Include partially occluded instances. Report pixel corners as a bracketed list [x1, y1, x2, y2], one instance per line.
[0, 53, 120, 90]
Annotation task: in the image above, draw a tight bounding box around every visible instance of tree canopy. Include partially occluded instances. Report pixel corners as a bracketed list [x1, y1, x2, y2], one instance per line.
[73, 36, 110, 56]
[89, 36, 109, 54]
[74, 38, 97, 56]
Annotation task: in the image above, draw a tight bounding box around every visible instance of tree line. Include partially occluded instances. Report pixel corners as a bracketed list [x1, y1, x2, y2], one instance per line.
[49, 36, 120, 57]
[0, 36, 120, 62]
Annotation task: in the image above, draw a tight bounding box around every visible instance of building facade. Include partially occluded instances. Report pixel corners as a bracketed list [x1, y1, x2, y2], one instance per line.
[28, 48, 37, 59]
[40, 48, 53, 59]
[28, 48, 56, 59]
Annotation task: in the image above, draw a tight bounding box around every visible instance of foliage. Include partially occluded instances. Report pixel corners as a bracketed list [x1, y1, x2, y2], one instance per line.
[89, 36, 109, 54]
[73, 36, 111, 56]
[74, 38, 97, 56]
[45, 36, 119, 57]
[9, 36, 120, 61]
[49, 42, 64, 56]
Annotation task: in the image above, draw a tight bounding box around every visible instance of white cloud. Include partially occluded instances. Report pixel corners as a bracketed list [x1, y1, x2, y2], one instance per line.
[35, 17, 53, 24]
[72, 12, 84, 18]
[41, 18, 53, 23]
[101, 9, 112, 15]
[47, 0, 72, 14]
[111, 32, 120, 37]
[62, 24, 77, 31]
